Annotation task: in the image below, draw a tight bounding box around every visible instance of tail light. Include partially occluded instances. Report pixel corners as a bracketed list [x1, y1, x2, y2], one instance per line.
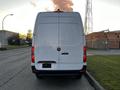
[31, 46, 35, 63]
[83, 46, 87, 63]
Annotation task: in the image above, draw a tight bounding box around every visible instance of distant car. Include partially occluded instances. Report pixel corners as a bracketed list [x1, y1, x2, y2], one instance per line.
[31, 11, 87, 78]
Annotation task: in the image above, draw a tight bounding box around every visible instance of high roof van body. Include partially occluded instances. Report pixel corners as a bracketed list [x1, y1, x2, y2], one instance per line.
[31, 11, 87, 78]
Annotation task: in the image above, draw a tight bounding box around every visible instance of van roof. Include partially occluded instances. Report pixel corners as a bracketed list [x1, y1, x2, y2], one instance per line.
[36, 12, 82, 24]
[38, 12, 81, 18]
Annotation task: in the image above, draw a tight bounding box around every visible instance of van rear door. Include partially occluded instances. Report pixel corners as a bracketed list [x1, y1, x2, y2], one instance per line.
[34, 13, 59, 70]
[59, 13, 84, 64]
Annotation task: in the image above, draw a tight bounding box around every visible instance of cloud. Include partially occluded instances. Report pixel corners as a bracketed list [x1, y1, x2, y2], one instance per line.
[30, 0, 37, 7]
[51, 0, 73, 12]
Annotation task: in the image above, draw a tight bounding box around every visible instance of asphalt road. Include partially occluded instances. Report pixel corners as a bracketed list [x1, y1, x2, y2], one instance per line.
[0, 47, 94, 90]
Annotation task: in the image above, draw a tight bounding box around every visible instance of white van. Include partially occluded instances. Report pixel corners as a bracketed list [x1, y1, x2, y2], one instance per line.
[31, 11, 87, 78]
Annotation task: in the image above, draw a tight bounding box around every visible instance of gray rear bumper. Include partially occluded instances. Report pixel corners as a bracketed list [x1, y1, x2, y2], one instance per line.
[31, 65, 86, 76]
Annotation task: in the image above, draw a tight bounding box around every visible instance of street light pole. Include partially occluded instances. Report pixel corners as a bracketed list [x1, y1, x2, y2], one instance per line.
[2, 14, 14, 30]
[1, 14, 14, 49]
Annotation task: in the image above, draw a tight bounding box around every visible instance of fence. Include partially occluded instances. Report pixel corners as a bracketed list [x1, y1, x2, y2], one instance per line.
[86, 39, 120, 49]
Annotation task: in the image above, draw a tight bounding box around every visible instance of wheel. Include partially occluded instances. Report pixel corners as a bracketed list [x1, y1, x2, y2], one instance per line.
[35, 74, 43, 79]
[75, 74, 82, 79]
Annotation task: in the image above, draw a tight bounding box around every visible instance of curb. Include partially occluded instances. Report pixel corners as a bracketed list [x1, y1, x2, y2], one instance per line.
[85, 71, 106, 90]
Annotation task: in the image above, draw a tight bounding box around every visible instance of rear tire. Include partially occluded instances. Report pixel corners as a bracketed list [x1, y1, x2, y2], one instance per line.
[35, 74, 43, 79]
[75, 74, 82, 79]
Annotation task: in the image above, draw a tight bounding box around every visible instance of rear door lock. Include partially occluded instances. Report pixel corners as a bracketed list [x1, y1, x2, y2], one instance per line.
[57, 47, 61, 51]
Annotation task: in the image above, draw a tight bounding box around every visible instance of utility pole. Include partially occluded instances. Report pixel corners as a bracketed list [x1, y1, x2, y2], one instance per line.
[84, 0, 93, 35]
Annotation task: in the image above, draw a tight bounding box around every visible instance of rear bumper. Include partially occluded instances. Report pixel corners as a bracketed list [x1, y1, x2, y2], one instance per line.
[31, 65, 86, 76]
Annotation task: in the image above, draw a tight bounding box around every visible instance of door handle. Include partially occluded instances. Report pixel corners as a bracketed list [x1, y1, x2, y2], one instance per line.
[61, 52, 69, 55]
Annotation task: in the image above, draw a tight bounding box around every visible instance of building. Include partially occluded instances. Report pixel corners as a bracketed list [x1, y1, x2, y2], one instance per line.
[86, 30, 120, 49]
[0, 30, 18, 48]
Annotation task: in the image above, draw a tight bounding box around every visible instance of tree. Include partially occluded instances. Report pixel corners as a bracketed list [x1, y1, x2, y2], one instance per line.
[19, 33, 27, 45]
[26, 30, 32, 46]
[19, 33, 27, 40]
[8, 33, 20, 45]
[27, 30, 32, 39]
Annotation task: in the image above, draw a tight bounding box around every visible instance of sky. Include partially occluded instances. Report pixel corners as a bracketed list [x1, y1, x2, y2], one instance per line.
[0, 0, 120, 34]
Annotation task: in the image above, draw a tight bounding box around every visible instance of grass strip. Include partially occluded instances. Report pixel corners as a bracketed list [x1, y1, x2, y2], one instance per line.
[87, 55, 120, 90]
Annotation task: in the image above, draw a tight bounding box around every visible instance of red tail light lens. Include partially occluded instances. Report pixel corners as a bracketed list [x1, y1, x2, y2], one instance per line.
[83, 46, 87, 63]
[84, 46, 87, 55]
[32, 55, 35, 63]
[31, 46, 35, 63]
[32, 46, 34, 55]
[83, 55, 87, 63]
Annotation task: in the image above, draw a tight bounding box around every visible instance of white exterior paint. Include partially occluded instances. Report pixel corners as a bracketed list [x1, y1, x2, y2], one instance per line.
[32, 12, 86, 71]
